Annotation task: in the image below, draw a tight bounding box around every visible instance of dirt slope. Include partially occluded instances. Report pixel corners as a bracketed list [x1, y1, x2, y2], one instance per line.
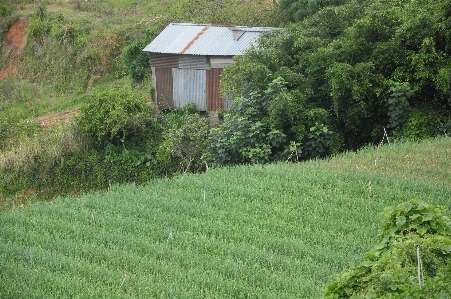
[2, 18, 79, 128]
[32, 108, 81, 129]
[0, 18, 27, 80]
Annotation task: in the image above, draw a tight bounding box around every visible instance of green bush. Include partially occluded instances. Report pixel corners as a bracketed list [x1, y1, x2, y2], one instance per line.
[77, 86, 159, 146]
[103, 143, 157, 185]
[74, 85, 163, 185]
[121, 40, 150, 84]
[402, 109, 451, 140]
[0, 86, 165, 198]
[276, 0, 347, 23]
[210, 75, 342, 166]
[27, 5, 52, 44]
[387, 81, 414, 131]
[56, 23, 85, 46]
[209, 91, 286, 166]
[324, 200, 451, 298]
[157, 105, 210, 173]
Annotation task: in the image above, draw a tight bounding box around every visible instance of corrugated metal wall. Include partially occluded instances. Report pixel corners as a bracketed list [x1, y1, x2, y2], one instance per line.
[172, 69, 207, 111]
[151, 56, 226, 111]
[154, 68, 173, 109]
[206, 68, 223, 111]
[150, 53, 178, 68]
[210, 56, 235, 68]
[179, 55, 210, 70]
[151, 54, 211, 69]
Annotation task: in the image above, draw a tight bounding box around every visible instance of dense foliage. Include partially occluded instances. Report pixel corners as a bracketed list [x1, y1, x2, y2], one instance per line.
[216, 0, 451, 165]
[276, 0, 347, 23]
[0, 87, 212, 201]
[77, 86, 159, 146]
[121, 40, 151, 84]
[174, 0, 278, 27]
[325, 200, 451, 298]
[157, 105, 210, 173]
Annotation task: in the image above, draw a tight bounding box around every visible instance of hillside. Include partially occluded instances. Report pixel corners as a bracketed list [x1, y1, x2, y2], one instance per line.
[1, 1, 450, 297]
[0, 0, 276, 126]
[0, 0, 279, 202]
[0, 0, 174, 127]
[0, 137, 450, 298]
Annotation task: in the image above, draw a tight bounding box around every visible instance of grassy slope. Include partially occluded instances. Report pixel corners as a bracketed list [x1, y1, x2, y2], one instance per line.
[0, 0, 174, 125]
[0, 0, 275, 127]
[0, 137, 450, 298]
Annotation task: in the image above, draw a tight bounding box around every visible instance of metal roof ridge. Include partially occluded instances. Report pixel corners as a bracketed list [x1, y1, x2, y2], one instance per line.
[168, 23, 277, 30]
[179, 26, 209, 54]
[169, 23, 212, 26]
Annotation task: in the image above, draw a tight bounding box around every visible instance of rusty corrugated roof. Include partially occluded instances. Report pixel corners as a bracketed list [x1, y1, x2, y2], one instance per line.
[142, 23, 276, 56]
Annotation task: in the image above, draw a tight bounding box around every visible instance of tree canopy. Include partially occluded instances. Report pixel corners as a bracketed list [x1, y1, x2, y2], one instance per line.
[211, 0, 451, 165]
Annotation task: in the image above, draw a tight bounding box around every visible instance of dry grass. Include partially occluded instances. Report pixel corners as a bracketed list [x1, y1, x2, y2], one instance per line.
[330, 137, 451, 185]
[0, 122, 88, 171]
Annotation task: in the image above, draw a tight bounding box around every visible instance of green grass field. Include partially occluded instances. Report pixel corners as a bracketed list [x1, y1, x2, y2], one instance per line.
[0, 137, 450, 298]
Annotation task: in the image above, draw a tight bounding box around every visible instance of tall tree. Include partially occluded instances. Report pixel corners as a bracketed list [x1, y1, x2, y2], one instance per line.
[276, 0, 348, 23]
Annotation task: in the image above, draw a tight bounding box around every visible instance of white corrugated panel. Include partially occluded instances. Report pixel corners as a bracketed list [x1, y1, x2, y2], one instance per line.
[210, 56, 235, 68]
[172, 68, 207, 111]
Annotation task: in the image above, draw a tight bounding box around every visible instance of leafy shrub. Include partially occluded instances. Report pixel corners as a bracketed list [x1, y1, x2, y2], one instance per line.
[381, 200, 451, 241]
[303, 123, 333, 159]
[324, 200, 451, 298]
[436, 66, 451, 103]
[27, 5, 51, 44]
[209, 91, 286, 166]
[0, 117, 162, 200]
[326, 61, 384, 148]
[122, 40, 150, 84]
[56, 23, 86, 46]
[277, 0, 347, 23]
[103, 143, 156, 185]
[213, 73, 341, 165]
[77, 86, 159, 146]
[387, 82, 414, 131]
[401, 109, 451, 140]
[157, 105, 210, 173]
[27, 18, 51, 43]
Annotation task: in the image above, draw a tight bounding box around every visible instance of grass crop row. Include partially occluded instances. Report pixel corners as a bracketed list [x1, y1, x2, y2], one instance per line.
[1, 137, 450, 298]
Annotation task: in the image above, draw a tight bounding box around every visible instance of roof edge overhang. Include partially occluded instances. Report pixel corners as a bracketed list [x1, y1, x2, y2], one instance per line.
[142, 23, 279, 56]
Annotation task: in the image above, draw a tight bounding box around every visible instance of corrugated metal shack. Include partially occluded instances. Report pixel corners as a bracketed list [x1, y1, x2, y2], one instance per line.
[142, 23, 276, 111]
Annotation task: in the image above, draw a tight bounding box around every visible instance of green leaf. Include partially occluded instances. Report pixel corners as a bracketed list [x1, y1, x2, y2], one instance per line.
[395, 216, 406, 228]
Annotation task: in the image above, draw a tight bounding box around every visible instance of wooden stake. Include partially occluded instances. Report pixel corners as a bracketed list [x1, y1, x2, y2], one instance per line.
[203, 185, 206, 205]
[417, 245, 422, 287]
